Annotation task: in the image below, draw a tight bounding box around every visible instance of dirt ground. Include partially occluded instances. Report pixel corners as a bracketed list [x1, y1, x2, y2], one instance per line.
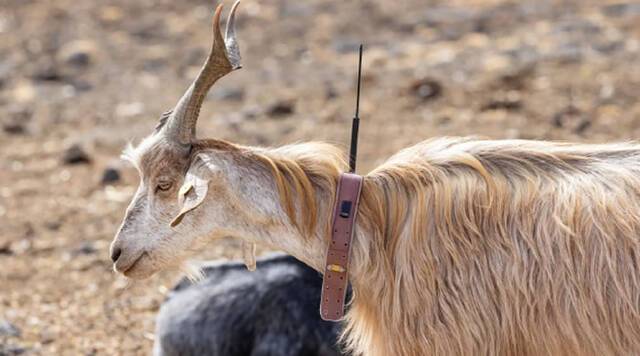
[2, 0, 640, 354]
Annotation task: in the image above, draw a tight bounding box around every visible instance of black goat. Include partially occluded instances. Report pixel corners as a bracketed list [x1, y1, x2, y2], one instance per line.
[153, 254, 348, 356]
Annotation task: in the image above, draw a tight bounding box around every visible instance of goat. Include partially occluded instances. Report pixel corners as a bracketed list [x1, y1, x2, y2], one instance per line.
[154, 254, 346, 356]
[110, 1, 640, 355]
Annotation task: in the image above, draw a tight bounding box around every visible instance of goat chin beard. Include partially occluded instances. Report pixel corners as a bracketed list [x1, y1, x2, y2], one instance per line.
[122, 250, 192, 280]
[123, 238, 258, 281]
[176, 244, 254, 284]
[179, 261, 205, 282]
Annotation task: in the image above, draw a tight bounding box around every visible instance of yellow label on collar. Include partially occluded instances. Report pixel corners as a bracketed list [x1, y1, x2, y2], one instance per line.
[327, 264, 345, 273]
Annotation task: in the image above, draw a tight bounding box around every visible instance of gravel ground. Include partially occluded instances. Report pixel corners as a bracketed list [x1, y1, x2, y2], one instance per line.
[2, 0, 640, 354]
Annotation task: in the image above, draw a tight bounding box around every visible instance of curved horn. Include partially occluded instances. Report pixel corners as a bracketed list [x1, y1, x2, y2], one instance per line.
[163, 1, 242, 145]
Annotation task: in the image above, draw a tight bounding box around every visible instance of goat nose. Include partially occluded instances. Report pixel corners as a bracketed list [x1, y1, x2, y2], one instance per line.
[111, 247, 122, 263]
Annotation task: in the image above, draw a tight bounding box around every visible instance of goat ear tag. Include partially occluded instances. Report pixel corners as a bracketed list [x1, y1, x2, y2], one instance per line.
[178, 182, 193, 199]
[242, 241, 257, 271]
[171, 175, 209, 227]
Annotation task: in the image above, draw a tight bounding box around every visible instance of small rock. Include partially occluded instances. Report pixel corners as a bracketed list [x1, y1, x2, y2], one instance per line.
[280, 2, 314, 17]
[553, 18, 601, 35]
[0, 319, 21, 337]
[0, 344, 27, 355]
[221, 113, 244, 130]
[482, 91, 522, 111]
[325, 85, 338, 100]
[73, 241, 97, 256]
[505, 128, 521, 139]
[67, 51, 90, 67]
[332, 37, 361, 54]
[44, 221, 61, 231]
[130, 21, 165, 41]
[11, 81, 37, 103]
[436, 116, 451, 126]
[552, 106, 591, 134]
[3, 122, 26, 135]
[498, 66, 535, 90]
[483, 54, 511, 72]
[599, 83, 615, 100]
[3, 107, 31, 135]
[40, 330, 55, 344]
[71, 80, 93, 92]
[602, 3, 640, 17]
[100, 5, 124, 22]
[0, 241, 12, 255]
[142, 58, 168, 71]
[241, 106, 260, 121]
[115, 102, 144, 118]
[482, 98, 522, 111]
[130, 296, 160, 312]
[0, 61, 12, 89]
[414, 6, 478, 40]
[185, 48, 207, 67]
[57, 40, 97, 69]
[409, 78, 443, 101]
[12, 239, 32, 255]
[212, 87, 245, 101]
[101, 167, 121, 185]
[22, 223, 34, 239]
[266, 99, 295, 117]
[32, 64, 64, 82]
[255, 135, 269, 146]
[62, 144, 91, 165]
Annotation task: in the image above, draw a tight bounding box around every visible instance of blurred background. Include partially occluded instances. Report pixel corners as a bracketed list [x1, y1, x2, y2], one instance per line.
[2, 0, 640, 354]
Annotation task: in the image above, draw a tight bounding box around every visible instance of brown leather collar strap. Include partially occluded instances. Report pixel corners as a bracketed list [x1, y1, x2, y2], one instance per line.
[320, 172, 363, 321]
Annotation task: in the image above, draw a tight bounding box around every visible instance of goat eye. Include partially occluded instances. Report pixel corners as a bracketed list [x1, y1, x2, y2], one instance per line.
[156, 181, 173, 192]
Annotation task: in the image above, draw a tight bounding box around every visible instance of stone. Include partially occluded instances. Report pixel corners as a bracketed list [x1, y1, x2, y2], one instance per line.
[409, 78, 443, 101]
[3, 122, 26, 135]
[57, 40, 98, 70]
[101, 167, 121, 185]
[0, 344, 27, 355]
[332, 37, 361, 54]
[212, 87, 245, 101]
[0, 319, 20, 337]
[115, 102, 144, 118]
[2, 107, 31, 135]
[0, 242, 12, 255]
[73, 241, 97, 256]
[602, 3, 640, 17]
[481, 92, 522, 111]
[325, 85, 338, 100]
[266, 100, 295, 117]
[32, 63, 64, 82]
[552, 106, 591, 134]
[62, 144, 91, 165]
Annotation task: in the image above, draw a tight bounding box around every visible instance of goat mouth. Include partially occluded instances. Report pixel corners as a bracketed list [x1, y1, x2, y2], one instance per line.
[118, 252, 147, 275]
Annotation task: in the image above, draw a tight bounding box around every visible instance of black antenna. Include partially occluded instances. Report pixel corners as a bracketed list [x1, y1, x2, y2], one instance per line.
[349, 44, 363, 173]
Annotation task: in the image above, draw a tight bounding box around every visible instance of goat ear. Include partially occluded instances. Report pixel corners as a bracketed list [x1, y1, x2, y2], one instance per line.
[242, 241, 256, 271]
[170, 156, 213, 227]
